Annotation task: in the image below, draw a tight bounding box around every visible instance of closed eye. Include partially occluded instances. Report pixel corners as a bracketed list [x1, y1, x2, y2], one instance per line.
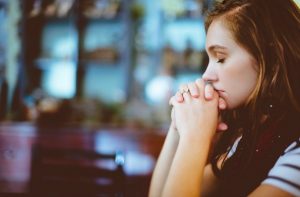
[217, 58, 225, 63]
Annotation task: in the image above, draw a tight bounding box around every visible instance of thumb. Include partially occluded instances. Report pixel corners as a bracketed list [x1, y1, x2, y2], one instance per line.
[204, 83, 214, 100]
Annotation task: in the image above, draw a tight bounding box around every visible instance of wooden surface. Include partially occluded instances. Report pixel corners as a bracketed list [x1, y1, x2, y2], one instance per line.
[0, 122, 166, 195]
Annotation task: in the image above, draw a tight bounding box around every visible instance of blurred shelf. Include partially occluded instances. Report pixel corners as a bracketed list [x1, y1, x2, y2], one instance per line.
[173, 66, 203, 75]
[79, 59, 120, 67]
[83, 15, 122, 22]
[167, 16, 204, 22]
[41, 15, 122, 23]
[35, 58, 77, 70]
[34, 58, 122, 69]
[42, 16, 75, 22]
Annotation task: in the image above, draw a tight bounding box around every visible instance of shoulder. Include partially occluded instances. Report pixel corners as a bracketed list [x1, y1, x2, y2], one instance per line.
[262, 137, 300, 196]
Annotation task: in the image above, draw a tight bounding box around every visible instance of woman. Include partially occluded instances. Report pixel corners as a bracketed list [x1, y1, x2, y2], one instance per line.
[149, 0, 300, 196]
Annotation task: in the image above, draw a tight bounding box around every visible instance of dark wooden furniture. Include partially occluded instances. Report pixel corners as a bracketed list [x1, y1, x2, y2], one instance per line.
[0, 123, 165, 196]
[30, 146, 125, 196]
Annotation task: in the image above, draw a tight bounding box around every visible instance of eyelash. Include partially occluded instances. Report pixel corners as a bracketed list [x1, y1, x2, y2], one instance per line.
[217, 58, 225, 63]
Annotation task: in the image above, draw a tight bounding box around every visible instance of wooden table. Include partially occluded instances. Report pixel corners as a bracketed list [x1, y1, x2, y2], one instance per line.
[0, 122, 165, 196]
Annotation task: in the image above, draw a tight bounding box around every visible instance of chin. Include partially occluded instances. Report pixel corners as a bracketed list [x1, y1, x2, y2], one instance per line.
[225, 100, 239, 110]
[228, 101, 247, 110]
[226, 105, 235, 110]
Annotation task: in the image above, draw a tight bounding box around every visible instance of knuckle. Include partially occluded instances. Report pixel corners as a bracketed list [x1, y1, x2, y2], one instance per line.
[195, 78, 202, 83]
[188, 82, 194, 86]
[196, 78, 204, 87]
[180, 83, 187, 87]
[188, 82, 195, 89]
[179, 84, 186, 90]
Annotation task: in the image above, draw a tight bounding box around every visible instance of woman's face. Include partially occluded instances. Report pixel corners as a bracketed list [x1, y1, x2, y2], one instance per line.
[203, 19, 259, 109]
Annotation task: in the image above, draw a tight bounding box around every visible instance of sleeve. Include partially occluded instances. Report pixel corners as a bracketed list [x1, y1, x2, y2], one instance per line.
[262, 139, 300, 197]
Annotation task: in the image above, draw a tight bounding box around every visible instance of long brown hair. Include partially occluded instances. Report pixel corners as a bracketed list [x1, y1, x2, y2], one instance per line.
[205, 0, 300, 195]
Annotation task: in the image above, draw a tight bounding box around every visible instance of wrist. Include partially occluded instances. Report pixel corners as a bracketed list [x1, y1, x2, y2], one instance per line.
[167, 124, 180, 141]
[179, 128, 214, 145]
[178, 132, 212, 161]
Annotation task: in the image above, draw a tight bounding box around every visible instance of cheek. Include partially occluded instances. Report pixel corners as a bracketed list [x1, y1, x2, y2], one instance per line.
[229, 84, 254, 108]
[225, 86, 249, 109]
[221, 59, 258, 108]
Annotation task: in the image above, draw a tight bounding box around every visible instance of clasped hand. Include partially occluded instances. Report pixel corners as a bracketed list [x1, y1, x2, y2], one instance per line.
[169, 79, 228, 140]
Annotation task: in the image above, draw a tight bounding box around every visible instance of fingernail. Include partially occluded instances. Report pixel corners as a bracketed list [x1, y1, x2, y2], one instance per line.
[192, 94, 199, 98]
[177, 96, 183, 102]
[220, 103, 226, 109]
[206, 92, 213, 99]
[221, 124, 228, 130]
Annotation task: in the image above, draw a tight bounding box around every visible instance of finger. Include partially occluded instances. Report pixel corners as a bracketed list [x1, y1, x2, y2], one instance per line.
[212, 87, 220, 100]
[175, 92, 184, 103]
[170, 96, 181, 106]
[171, 107, 177, 129]
[182, 91, 191, 102]
[195, 78, 205, 97]
[179, 84, 188, 94]
[187, 82, 199, 98]
[204, 83, 214, 100]
[171, 108, 176, 128]
[171, 107, 175, 121]
[218, 97, 227, 110]
[217, 122, 228, 131]
[169, 96, 176, 106]
[171, 107, 175, 119]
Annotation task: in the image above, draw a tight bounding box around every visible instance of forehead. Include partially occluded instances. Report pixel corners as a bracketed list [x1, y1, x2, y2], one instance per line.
[205, 20, 237, 52]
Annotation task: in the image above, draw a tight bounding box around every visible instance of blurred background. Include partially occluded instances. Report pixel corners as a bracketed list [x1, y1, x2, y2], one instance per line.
[0, 1, 215, 195]
[0, 0, 214, 129]
[2, 0, 299, 196]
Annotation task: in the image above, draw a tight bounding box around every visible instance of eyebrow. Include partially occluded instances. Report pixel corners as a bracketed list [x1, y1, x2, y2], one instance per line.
[207, 45, 228, 53]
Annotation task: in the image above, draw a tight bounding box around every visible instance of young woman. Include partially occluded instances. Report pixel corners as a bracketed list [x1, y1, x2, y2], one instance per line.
[149, 0, 300, 196]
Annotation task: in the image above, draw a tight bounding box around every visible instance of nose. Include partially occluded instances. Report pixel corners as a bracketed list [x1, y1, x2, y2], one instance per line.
[202, 63, 218, 82]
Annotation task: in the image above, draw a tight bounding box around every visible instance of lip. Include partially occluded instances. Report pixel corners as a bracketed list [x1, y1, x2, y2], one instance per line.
[216, 89, 226, 98]
[211, 85, 226, 96]
[213, 87, 224, 93]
